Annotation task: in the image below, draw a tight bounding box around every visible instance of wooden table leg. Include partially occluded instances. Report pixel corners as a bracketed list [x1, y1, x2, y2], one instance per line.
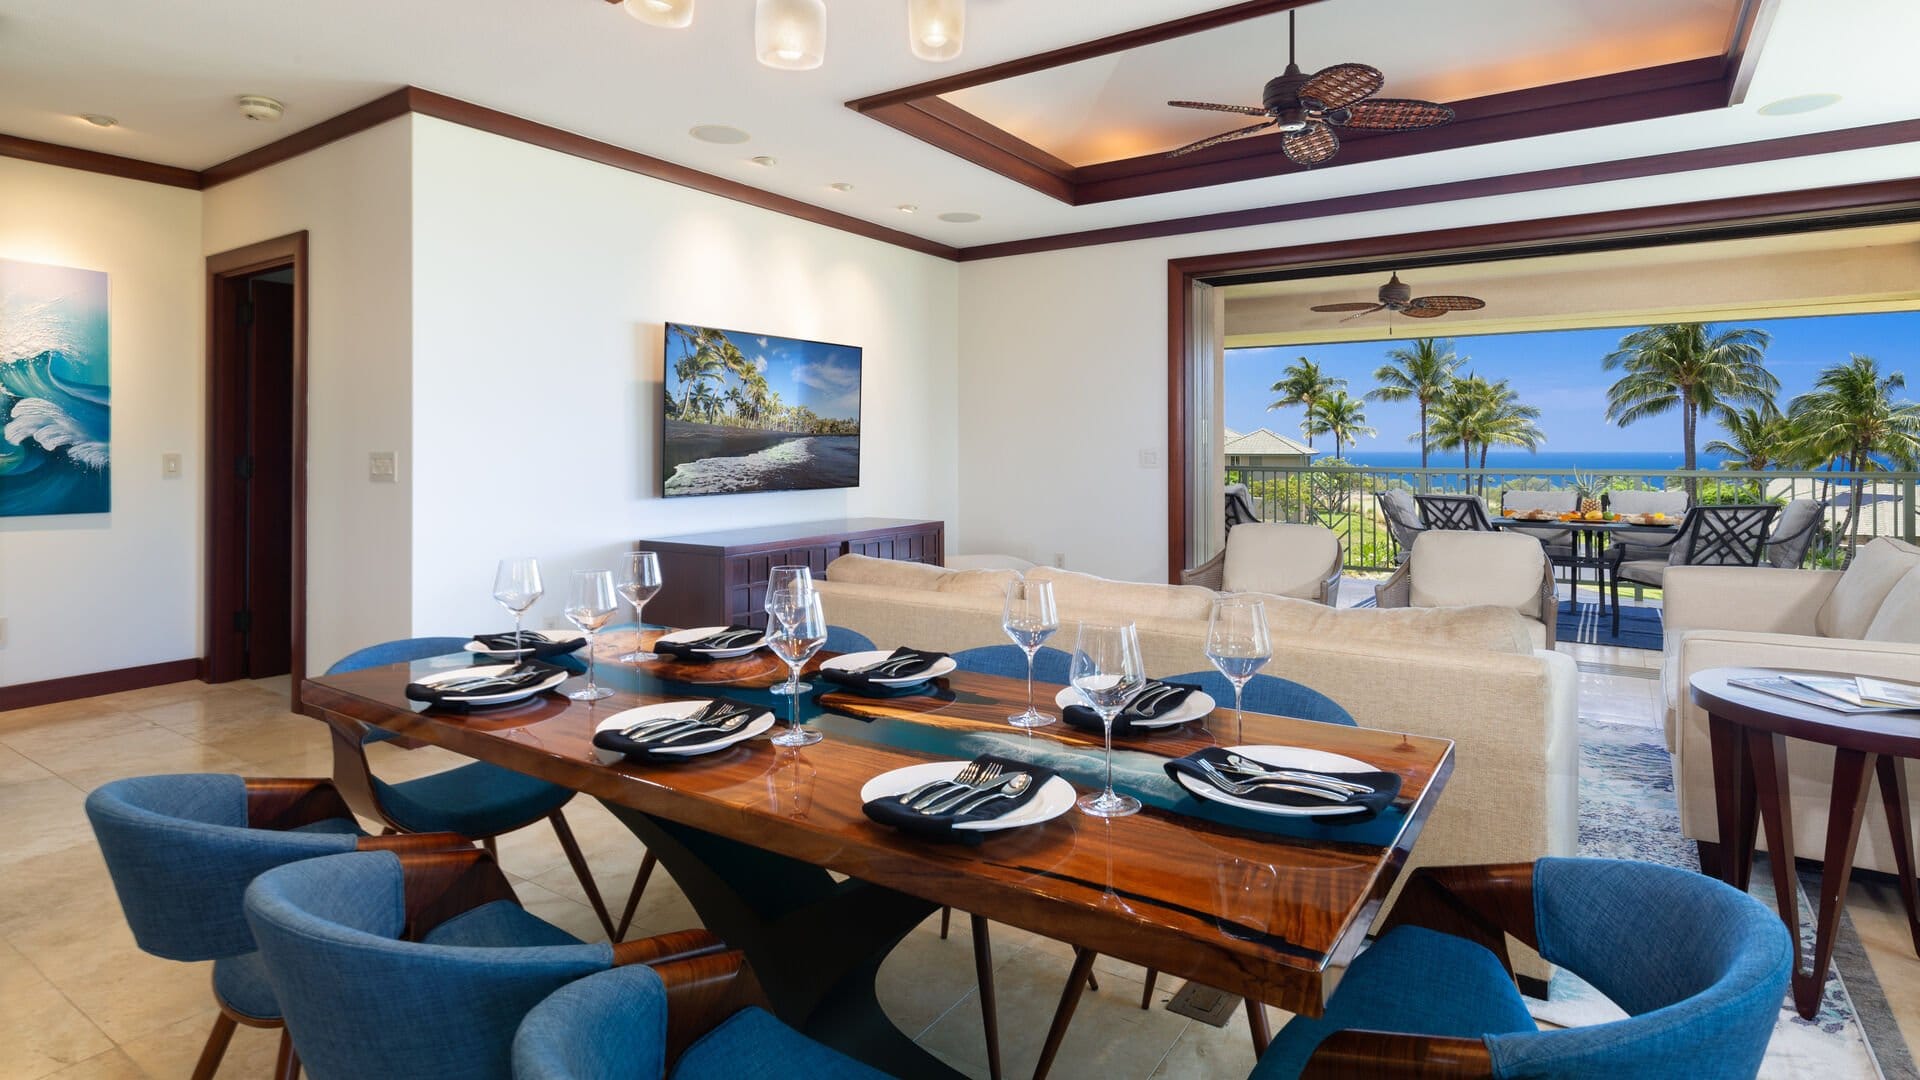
[1245, 997, 1272, 1057]
[1793, 748, 1876, 1019]
[1709, 713, 1758, 889]
[1746, 731, 1802, 988]
[1877, 756, 1920, 956]
[1032, 947, 1098, 1080]
[970, 915, 1002, 1080]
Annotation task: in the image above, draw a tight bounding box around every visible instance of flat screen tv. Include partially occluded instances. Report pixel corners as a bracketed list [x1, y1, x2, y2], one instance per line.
[661, 322, 862, 497]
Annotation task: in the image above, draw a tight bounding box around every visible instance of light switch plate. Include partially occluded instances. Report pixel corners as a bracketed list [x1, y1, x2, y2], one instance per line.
[161, 452, 183, 478]
[368, 451, 398, 482]
[1138, 448, 1161, 468]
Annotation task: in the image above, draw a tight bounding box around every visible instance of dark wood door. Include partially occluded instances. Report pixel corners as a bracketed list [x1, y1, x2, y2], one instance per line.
[243, 280, 295, 677]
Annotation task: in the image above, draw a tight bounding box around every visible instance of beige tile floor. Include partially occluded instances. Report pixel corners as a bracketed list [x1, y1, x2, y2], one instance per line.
[2, 651, 1916, 1079]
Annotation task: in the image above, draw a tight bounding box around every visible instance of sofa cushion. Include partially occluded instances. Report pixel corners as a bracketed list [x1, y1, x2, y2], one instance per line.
[1407, 531, 1546, 619]
[1222, 523, 1340, 599]
[1816, 537, 1920, 639]
[935, 568, 1023, 599]
[1250, 594, 1534, 655]
[823, 554, 953, 591]
[1864, 566, 1920, 644]
[1607, 490, 1689, 517]
[1026, 566, 1219, 622]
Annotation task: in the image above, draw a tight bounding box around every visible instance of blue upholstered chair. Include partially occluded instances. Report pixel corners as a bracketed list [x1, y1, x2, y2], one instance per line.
[1256, 857, 1792, 1079]
[823, 625, 876, 653]
[84, 773, 369, 1079]
[952, 643, 1071, 683]
[511, 964, 889, 1080]
[1164, 671, 1355, 728]
[323, 637, 633, 940]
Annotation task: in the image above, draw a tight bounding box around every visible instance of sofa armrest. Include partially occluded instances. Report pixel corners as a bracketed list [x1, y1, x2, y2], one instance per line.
[1661, 566, 1838, 636]
[1375, 562, 1411, 609]
[1181, 551, 1225, 591]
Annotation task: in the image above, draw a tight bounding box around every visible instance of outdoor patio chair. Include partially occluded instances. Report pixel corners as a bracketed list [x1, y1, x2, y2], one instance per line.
[1374, 489, 1426, 565]
[1376, 531, 1557, 647]
[1182, 522, 1343, 605]
[1225, 483, 1262, 530]
[1415, 493, 1494, 532]
[1603, 488, 1691, 550]
[1606, 504, 1780, 634]
[1765, 498, 1826, 568]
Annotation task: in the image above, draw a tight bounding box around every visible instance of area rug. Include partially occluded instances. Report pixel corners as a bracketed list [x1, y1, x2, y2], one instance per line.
[1531, 717, 1917, 1079]
[1554, 599, 1664, 650]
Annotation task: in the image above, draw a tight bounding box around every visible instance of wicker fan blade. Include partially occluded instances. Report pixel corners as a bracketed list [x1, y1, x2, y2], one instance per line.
[1408, 295, 1486, 312]
[1309, 302, 1384, 312]
[1339, 304, 1389, 322]
[1400, 306, 1449, 318]
[1281, 122, 1339, 165]
[1167, 100, 1270, 116]
[1337, 98, 1455, 131]
[1167, 119, 1277, 158]
[1300, 63, 1383, 109]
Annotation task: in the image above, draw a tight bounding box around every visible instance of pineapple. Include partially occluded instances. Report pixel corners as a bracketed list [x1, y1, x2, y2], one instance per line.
[1570, 467, 1602, 514]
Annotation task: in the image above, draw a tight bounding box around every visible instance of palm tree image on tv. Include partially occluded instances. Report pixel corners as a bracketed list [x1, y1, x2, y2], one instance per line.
[662, 323, 861, 496]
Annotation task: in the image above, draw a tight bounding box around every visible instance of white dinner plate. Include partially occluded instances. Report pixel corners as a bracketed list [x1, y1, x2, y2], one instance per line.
[860, 760, 1077, 832]
[464, 630, 587, 658]
[1173, 745, 1381, 817]
[411, 663, 569, 707]
[819, 650, 958, 685]
[656, 626, 767, 659]
[1053, 685, 1217, 729]
[594, 700, 775, 757]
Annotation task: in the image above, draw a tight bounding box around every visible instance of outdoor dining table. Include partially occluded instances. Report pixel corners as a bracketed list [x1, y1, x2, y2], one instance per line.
[1491, 515, 1679, 609]
[301, 630, 1455, 1079]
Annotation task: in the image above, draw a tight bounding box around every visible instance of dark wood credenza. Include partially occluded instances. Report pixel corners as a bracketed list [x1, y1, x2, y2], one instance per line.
[640, 518, 945, 629]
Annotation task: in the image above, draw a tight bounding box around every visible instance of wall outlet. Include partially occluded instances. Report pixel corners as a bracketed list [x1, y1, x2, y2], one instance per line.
[161, 452, 183, 478]
[1138, 448, 1160, 468]
[368, 451, 398, 483]
[1052, 552, 1067, 568]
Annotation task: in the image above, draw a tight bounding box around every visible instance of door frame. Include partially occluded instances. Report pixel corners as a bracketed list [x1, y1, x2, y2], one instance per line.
[205, 232, 309, 708]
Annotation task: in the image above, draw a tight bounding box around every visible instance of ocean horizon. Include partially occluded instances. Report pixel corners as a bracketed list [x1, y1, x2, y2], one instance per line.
[1318, 449, 1729, 472]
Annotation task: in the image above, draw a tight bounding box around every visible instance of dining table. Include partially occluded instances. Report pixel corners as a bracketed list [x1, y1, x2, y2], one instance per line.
[302, 629, 1455, 1079]
[1492, 514, 1679, 610]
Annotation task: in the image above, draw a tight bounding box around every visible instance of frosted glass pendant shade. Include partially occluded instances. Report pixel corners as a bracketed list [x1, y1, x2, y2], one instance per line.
[908, 0, 963, 61]
[622, 0, 693, 28]
[756, 0, 826, 70]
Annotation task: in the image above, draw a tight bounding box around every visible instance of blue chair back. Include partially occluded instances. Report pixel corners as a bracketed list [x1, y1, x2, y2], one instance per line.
[512, 966, 668, 1080]
[245, 851, 614, 1080]
[953, 644, 1071, 683]
[85, 773, 359, 962]
[1485, 858, 1791, 1079]
[1163, 672, 1354, 727]
[824, 625, 876, 653]
[326, 637, 474, 675]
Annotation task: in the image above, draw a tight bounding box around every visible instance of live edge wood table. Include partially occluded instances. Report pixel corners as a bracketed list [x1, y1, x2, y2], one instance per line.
[304, 633, 1453, 1078]
[1691, 666, 1920, 1019]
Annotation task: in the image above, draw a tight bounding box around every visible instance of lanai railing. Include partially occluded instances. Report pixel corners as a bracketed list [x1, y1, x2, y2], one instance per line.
[1227, 465, 1920, 573]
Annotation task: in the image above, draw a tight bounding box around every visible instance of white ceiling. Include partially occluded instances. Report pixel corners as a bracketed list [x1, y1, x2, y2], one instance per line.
[0, 0, 1916, 249]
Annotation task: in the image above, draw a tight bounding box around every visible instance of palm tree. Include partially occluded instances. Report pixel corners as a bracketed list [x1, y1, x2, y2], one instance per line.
[1705, 405, 1790, 471]
[1602, 323, 1777, 475]
[1787, 354, 1920, 552]
[1303, 391, 1376, 461]
[1425, 375, 1542, 494]
[1367, 338, 1461, 469]
[1268, 357, 1346, 450]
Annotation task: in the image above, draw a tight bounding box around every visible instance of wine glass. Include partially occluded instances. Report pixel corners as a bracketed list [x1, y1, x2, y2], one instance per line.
[615, 551, 664, 663]
[764, 565, 814, 630]
[768, 592, 828, 742]
[563, 570, 619, 702]
[1206, 596, 1271, 742]
[1002, 578, 1059, 728]
[1070, 622, 1146, 818]
[492, 557, 543, 652]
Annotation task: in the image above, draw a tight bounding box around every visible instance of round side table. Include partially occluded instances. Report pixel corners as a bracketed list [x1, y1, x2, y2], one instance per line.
[1690, 666, 1920, 1019]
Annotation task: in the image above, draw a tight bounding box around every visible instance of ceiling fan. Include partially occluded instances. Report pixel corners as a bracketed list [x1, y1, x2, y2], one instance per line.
[1310, 273, 1486, 320]
[1165, 10, 1453, 163]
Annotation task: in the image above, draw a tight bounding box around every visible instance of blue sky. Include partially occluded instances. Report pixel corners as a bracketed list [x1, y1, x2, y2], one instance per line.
[665, 325, 862, 421]
[1226, 310, 1920, 453]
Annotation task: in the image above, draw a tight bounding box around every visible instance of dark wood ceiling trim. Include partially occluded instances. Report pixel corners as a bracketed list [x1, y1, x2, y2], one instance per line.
[199, 88, 414, 188]
[862, 98, 1077, 203]
[0, 131, 201, 189]
[958, 118, 1920, 261]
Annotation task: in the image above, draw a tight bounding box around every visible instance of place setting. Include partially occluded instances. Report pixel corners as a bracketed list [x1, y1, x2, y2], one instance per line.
[591, 697, 777, 764]
[861, 753, 1077, 839]
[1163, 745, 1400, 819]
[817, 646, 955, 696]
[404, 659, 573, 711]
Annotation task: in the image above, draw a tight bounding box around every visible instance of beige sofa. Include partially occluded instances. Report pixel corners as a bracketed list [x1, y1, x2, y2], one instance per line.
[1181, 522, 1343, 605]
[1375, 531, 1559, 647]
[1663, 537, 1920, 873]
[814, 554, 1579, 911]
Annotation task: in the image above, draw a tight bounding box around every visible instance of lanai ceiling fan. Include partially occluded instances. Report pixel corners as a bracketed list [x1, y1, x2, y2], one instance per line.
[1165, 10, 1454, 162]
[1310, 273, 1486, 320]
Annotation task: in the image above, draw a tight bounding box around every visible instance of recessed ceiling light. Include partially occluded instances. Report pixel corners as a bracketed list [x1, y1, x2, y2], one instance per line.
[937, 211, 981, 224]
[689, 124, 750, 144]
[78, 114, 117, 128]
[829, 182, 854, 193]
[749, 155, 777, 167]
[1758, 93, 1841, 116]
[896, 204, 918, 214]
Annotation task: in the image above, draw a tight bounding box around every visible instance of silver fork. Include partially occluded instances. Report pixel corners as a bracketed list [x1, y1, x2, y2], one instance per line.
[919, 763, 1004, 815]
[898, 758, 987, 809]
[1223, 754, 1376, 795]
[1125, 683, 1179, 716]
[856, 654, 926, 676]
[1195, 758, 1350, 802]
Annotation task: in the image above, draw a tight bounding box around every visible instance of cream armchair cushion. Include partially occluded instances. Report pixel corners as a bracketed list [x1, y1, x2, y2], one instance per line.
[1407, 531, 1547, 619]
[1222, 523, 1342, 599]
[1816, 537, 1920, 638]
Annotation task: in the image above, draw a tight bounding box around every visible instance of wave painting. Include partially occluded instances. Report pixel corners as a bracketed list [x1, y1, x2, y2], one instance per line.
[0, 258, 110, 516]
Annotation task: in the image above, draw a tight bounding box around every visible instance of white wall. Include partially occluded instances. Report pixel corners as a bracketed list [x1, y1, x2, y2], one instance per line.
[0, 159, 204, 684]
[957, 144, 1920, 584]
[407, 117, 960, 635]
[201, 117, 414, 675]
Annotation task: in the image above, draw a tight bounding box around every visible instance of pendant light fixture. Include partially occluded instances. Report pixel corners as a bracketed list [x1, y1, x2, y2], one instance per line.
[907, 0, 963, 61]
[621, 0, 693, 28]
[755, 0, 826, 70]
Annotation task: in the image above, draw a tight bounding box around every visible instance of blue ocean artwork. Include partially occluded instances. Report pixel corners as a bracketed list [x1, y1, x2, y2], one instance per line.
[0, 258, 110, 516]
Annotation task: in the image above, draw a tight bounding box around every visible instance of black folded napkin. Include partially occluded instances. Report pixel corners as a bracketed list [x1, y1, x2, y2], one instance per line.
[591, 697, 769, 761]
[864, 754, 1057, 839]
[404, 660, 568, 710]
[1164, 747, 1399, 817]
[1062, 680, 1203, 736]
[471, 631, 586, 661]
[820, 647, 950, 695]
[654, 626, 763, 662]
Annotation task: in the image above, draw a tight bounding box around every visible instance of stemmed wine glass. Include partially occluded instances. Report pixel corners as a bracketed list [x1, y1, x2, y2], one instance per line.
[492, 557, 543, 653]
[1070, 622, 1146, 818]
[615, 551, 664, 663]
[764, 565, 814, 630]
[1002, 578, 1059, 727]
[563, 570, 619, 702]
[1205, 596, 1271, 742]
[768, 592, 828, 743]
